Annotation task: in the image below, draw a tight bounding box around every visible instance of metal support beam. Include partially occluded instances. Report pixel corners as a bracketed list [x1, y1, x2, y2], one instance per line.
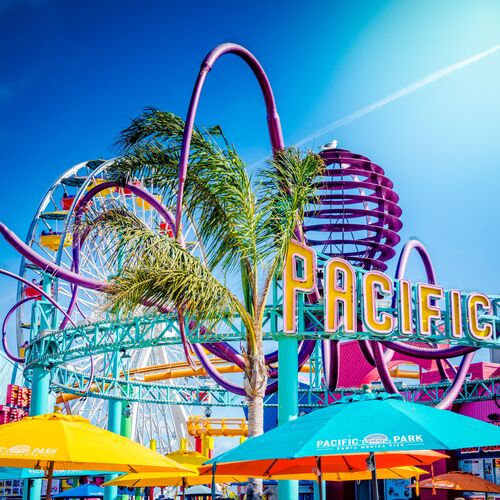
[278, 335, 299, 500]
[104, 353, 121, 500]
[27, 274, 53, 500]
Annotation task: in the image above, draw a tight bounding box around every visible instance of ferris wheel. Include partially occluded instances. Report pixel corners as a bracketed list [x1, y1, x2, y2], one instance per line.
[12, 158, 213, 452]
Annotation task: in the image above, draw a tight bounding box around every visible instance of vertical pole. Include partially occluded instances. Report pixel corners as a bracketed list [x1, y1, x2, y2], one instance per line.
[148, 440, 156, 500]
[277, 335, 298, 500]
[278, 278, 303, 500]
[118, 403, 132, 500]
[369, 452, 379, 500]
[104, 353, 121, 500]
[312, 478, 326, 500]
[28, 366, 50, 500]
[28, 275, 53, 500]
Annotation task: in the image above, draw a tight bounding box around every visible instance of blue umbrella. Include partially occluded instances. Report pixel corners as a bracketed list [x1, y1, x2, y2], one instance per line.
[52, 484, 104, 498]
[0, 467, 45, 479]
[204, 392, 500, 500]
[0, 468, 107, 480]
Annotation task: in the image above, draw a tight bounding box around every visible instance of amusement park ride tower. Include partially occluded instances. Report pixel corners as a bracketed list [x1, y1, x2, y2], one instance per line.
[0, 43, 498, 500]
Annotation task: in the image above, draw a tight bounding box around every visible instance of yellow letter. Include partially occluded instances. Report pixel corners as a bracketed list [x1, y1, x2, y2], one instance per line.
[325, 258, 357, 334]
[397, 279, 413, 335]
[466, 293, 493, 341]
[417, 284, 444, 336]
[362, 271, 394, 335]
[283, 240, 316, 334]
[448, 290, 463, 338]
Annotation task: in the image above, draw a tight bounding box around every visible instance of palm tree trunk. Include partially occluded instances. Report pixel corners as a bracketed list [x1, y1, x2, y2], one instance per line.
[246, 393, 264, 499]
[244, 331, 267, 500]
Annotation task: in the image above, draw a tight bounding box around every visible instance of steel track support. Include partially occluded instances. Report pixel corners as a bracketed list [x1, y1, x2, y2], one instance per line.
[104, 352, 121, 500]
[278, 334, 299, 500]
[27, 274, 54, 500]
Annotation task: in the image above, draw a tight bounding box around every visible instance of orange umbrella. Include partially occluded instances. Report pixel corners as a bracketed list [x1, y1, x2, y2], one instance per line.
[413, 471, 500, 493]
[199, 450, 447, 477]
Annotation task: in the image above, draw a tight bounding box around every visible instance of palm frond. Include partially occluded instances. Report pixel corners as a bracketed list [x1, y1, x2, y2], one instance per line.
[78, 205, 254, 337]
[260, 147, 325, 264]
[109, 109, 266, 276]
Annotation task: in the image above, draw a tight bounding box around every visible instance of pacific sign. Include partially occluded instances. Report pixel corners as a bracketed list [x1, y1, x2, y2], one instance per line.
[283, 240, 498, 346]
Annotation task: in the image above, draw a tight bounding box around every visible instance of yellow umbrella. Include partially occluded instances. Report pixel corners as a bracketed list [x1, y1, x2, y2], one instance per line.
[0, 413, 193, 500]
[269, 466, 428, 481]
[166, 450, 208, 467]
[103, 471, 248, 487]
[103, 450, 247, 497]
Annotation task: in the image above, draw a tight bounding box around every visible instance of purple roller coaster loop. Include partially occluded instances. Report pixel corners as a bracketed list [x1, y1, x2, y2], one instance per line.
[0, 44, 476, 408]
[0, 268, 95, 396]
[0, 269, 77, 362]
[172, 42, 319, 394]
[383, 239, 477, 359]
[372, 239, 476, 407]
[174, 43, 284, 238]
[2, 296, 34, 363]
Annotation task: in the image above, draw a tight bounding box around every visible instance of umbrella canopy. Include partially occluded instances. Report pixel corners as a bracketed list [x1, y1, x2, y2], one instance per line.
[52, 484, 104, 498]
[0, 413, 192, 473]
[202, 392, 500, 476]
[103, 471, 247, 488]
[271, 466, 428, 482]
[0, 466, 45, 479]
[200, 450, 445, 477]
[0, 467, 108, 480]
[166, 450, 207, 467]
[103, 450, 247, 487]
[413, 471, 500, 493]
[184, 485, 214, 496]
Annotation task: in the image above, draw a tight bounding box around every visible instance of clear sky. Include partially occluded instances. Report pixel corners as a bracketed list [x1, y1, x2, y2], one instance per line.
[0, 1, 498, 317]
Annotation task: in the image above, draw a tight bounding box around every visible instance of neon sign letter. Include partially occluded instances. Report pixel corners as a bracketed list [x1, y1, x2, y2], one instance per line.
[325, 258, 357, 334]
[283, 240, 316, 334]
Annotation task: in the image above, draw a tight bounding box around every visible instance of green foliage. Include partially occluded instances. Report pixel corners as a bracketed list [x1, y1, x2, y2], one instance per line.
[99, 107, 324, 380]
[260, 147, 324, 266]
[109, 109, 324, 278]
[79, 206, 251, 331]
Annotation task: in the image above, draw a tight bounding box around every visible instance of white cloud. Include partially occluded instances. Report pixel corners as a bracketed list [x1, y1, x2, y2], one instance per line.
[295, 44, 500, 147]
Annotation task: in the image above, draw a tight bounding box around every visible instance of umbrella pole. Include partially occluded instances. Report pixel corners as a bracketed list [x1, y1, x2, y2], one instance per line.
[45, 461, 55, 500]
[211, 463, 217, 500]
[181, 477, 186, 500]
[316, 457, 323, 500]
[317, 475, 323, 500]
[369, 452, 379, 500]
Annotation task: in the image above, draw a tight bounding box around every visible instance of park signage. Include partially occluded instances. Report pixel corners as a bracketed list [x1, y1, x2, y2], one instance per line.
[284, 240, 498, 347]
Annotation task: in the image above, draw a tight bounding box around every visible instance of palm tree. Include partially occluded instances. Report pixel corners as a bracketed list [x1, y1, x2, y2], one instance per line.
[84, 108, 324, 499]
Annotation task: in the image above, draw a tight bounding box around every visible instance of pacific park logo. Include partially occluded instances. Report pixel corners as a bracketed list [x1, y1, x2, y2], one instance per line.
[316, 433, 424, 451]
[0, 444, 58, 456]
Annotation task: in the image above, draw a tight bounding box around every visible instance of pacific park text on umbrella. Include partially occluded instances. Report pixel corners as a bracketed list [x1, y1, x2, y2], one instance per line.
[0, 413, 193, 500]
[201, 392, 500, 500]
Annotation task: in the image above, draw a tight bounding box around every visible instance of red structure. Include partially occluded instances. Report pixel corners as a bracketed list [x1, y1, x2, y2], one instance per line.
[0, 384, 31, 424]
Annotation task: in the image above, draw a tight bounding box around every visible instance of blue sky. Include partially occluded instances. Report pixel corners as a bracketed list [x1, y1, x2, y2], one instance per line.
[0, 1, 498, 318]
